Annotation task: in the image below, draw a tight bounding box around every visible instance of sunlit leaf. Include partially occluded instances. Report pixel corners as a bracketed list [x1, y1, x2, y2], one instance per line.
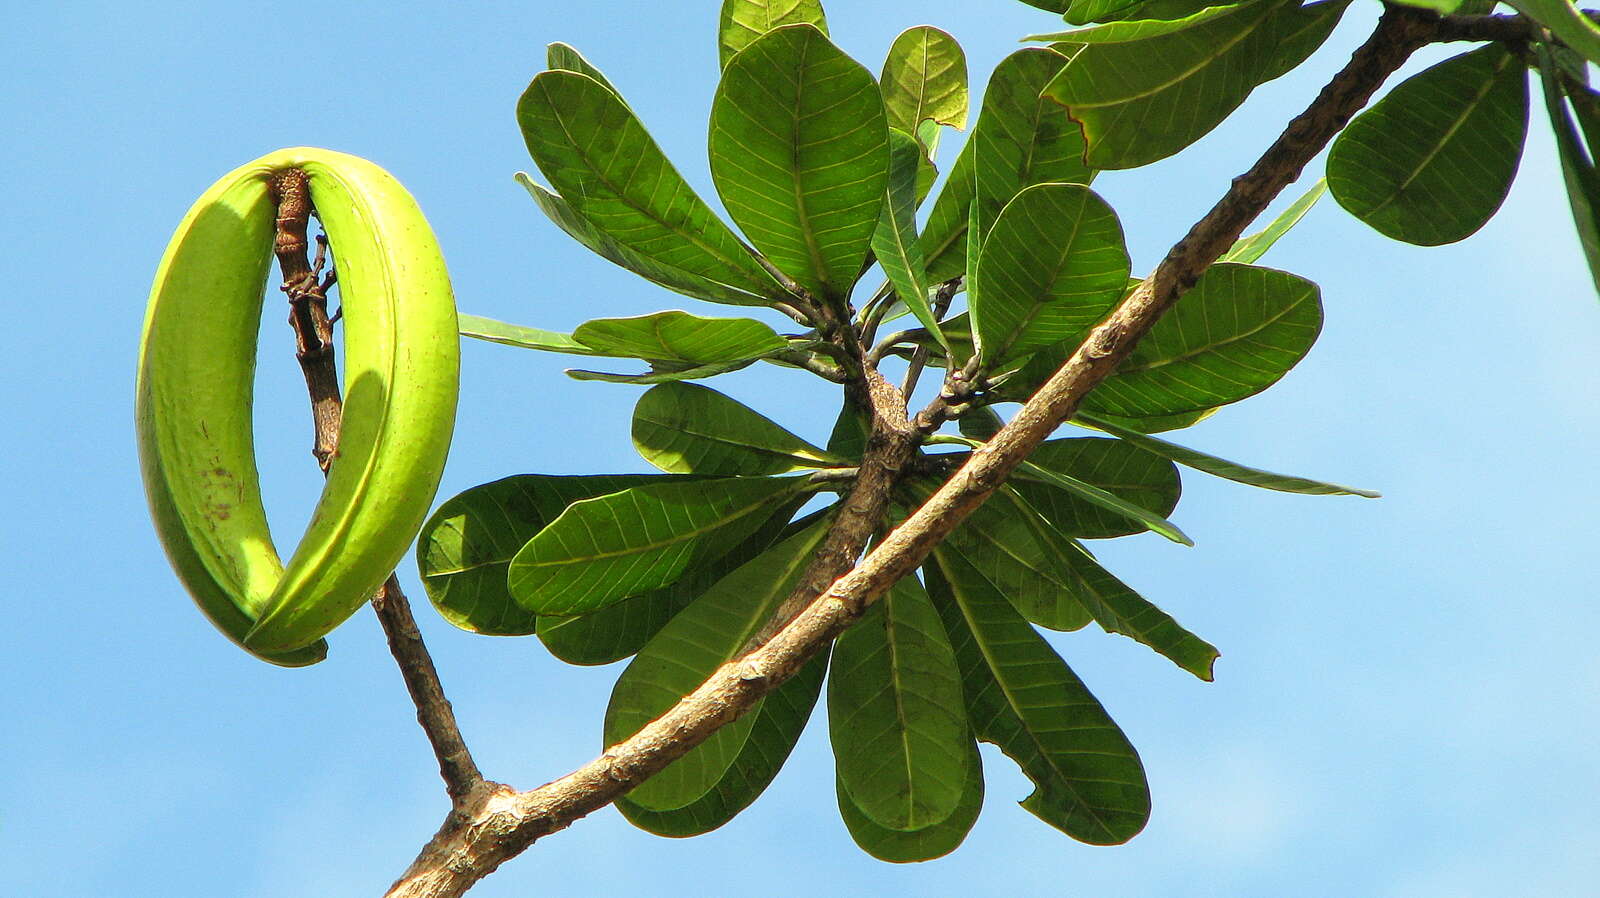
[717, 0, 828, 68]
[565, 359, 756, 384]
[1509, 0, 1600, 66]
[458, 312, 594, 355]
[1221, 178, 1326, 264]
[547, 42, 620, 94]
[873, 130, 942, 350]
[573, 311, 787, 364]
[881, 26, 969, 136]
[633, 382, 841, 476]
[1009, 437, 1184, 540]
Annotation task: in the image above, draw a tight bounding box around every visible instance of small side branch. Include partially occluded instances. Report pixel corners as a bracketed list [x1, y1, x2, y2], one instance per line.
[269, 170, 487, 807]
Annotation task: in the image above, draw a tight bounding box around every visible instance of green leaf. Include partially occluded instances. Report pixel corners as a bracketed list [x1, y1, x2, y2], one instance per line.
[881, 26, 969, 136]
[534, 495, 809, 665]
[633, 382, 841, 476]
[1083, 263, 1323, 418]
[873, 130, 942, 350]
[1019, 0, 1072, 10]
[621, 648, 829, 834]
[605, 517, 832, 811]
[1015, 460, 1190, 546]
[921, 47, 1092, 283]
[573, 311, 787, 364]
[1009, 437, 1184, 540]
[418, 474, 687, 635]
[1537, 48, 1600, 297]
[837, 737, 984, 861]
[1509, 0, 1600, 66]
[829, 576, 969, 831]
[1328, 44, 1529, 246]
[1078, 411, 1381, 497]
[709, 25, 889, 302]
[546, 42, 620, 94]
[508, 475, 814, 616]
[1041, 0, 1346, 169]
[971, 183, 1131, 368]
[458, 312, 595, 355]
[1221, 178, 1326, 264]
[827, 402, 871, 461]
[565, 359, 756, 384]
[515, 176, 775, 307]
[717, 0, 829, 69]
[1008, 493, 1219, 680]
[1064, 0, 1147, 25]
[926, 552, 1150, 845]
[517, 71, 783, 303]
[1385, 0, 1465, 12]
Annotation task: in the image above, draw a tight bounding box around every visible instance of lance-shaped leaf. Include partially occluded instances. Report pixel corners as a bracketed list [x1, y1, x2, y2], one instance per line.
[516, 176, 774, 308]
[718, 0, 829, 68]
[838, 738, 983, 862]
[1328, 44, 1529, 246]
[1039, 0, 1347, 169]
[605, 517, 832, 811]
[873, 130, 943, 349]
[881, 26, 969, 137]
[1078, 411, 1380, 497]
[971, 183, 1130, 368]
[827, 402, 871, 461]
[508, 475, 814, 616]
[573, 311, 786, 364]
[458, 312, 595, 355]
[1221, 178, 1326, 264]
[1009, 437, 1184, 539]
[1509, 0, 1600, 66]
[517, 71, 782, 304]
[546, 42, 619, 94]
[921, 47, 1090, 283]
[1083, 263, 1322, 418]
[1537, 48, 1600, 297]
[418, 474, 688, 635]
[829, 576, 970, 831]
[710, 25, 889, 302]
[633, 382, 841, 476]
[566, 359, 757, 384]
[535, 495, 810, 665]
[1009, 492, 1219, 680]
[926, 552, 1150, 844]
[621, 648, 829, 834]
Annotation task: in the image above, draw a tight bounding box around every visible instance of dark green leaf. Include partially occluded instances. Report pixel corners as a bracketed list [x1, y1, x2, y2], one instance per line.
[1385, 0, 1465, 12]
[1537, 48, 1600, 296]
[573, 311, 787, 364]
[837, 738, 983, 861]
[881, 26, 969, 135]
[1221, 178, 1326, 264]
[827, 402, 871, 461]
[418, 474, 684, 635]
[1079, 412, 1380, 497]
[873, 130, 942, 349]
[1509, 0, 1600, 65]
[1260, 0, 1351, 82]
[1064, 0, 1147, 25]
[1083, 263, 1322, 418]
[621, 648, 829, 834]
[718, 0, 828, 68]
[1328, 44, 1529, 246]
[971, 183, 1130, 368]
[926, 552, 1150, 844]
[829, 576, 969, 831]
[1078, 407, 1218, 434]
[709, 25, 888, 301]
[920, 47, 1092, 283]
[508, 475, 814, 616]
[605, 517, 832, 811]
[1010, 437, 1184, 539]
[517, 71, 782, 303]
[565, 359, 756, 384]
[633, 382, 841, 476]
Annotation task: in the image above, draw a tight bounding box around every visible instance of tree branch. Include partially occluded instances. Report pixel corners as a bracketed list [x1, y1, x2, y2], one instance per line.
[384, 7, 1439, 895]
[269, 171, 488, 807]
[1434, 9, 1600, 43]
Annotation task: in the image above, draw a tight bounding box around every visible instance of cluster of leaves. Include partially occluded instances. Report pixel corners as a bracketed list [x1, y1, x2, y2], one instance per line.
[408, 0, 1600, 863]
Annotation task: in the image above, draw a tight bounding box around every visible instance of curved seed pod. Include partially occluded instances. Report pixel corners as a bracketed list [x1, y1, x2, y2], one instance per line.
[136, 147, 459, 665]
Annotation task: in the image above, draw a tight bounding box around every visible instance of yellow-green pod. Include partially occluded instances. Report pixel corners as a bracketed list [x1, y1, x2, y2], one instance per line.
[136, 147, 459, 665]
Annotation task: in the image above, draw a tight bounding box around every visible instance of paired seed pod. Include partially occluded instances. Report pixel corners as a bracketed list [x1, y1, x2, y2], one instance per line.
[136, 148, 459, 666]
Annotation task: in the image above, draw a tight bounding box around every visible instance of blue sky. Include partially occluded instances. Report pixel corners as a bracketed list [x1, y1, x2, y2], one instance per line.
[3, 1, 1597, 895]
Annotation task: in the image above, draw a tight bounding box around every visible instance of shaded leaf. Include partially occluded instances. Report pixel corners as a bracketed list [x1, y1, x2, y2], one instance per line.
[565, 359, 756, 384]
[718, 0, 828, 68]
[1328, 44, 1529, 246]
[710, 25, 888, 301]
[925, 552, 1150, 844]
[837, 738, 983, 861]
[873, 130, 942, 349]
[921, 47, 1092, 283]
[1083, 263, 1323, 418]
[829, 576, 969, 831]
[621, 648, 829, 833]
[971, 183, 1130, 368]
[881, 26, 970, 135]
[1221, 178, 1326, 264]
[827, 402, 871, 461]
[633, 382, 841, 476]
[508, 475, 814, 616]
[1009, 437, 1184, 540]
[605, 517, 832, 811]
[418, 474, 685, 635]
[517, 71, 782, 303]
[574, 311, 787, 364]
[1509, 0, 1600, 66]
[1537, 47, 1600, 297]
[1079, 411, 1380, 497]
